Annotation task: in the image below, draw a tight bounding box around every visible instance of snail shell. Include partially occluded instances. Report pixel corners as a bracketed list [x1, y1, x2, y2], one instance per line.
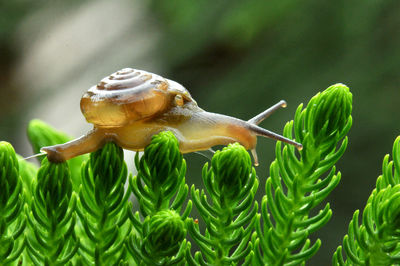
[80, 68, 194, 128]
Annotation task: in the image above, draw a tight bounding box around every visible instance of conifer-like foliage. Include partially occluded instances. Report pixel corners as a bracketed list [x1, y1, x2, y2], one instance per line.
[76, 142, 131, 265]
[0, 142, 25, 264]
[333, 137, 400, 265]
[25, 159, 78, 265]
[7, 82, 398, 265]
[186, 143, 258, 265]
[129, 131, 191, 217]
[254, 84, 353, 265]
[127, 131, 191, 265]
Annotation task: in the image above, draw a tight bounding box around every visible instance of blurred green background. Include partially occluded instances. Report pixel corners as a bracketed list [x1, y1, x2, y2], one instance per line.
[1, 0, 399, 264]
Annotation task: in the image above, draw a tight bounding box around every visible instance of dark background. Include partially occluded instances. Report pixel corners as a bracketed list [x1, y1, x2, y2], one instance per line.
[1, 0, 400, 264]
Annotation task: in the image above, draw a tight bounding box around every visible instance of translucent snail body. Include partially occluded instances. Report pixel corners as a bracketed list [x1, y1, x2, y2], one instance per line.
[41, 68, 302, 164]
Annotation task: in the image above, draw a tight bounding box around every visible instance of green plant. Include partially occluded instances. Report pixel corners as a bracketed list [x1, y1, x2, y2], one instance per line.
[126, 131, 191, 265]
[76, 142, 131, 265]
[186, 142, 258, 265]
[0, 142, 25, 264]
[254, 84, 352, 265]
[7, 82, 400, 265]
[333, 137, 400, 265]
[25, 159, 78, 265]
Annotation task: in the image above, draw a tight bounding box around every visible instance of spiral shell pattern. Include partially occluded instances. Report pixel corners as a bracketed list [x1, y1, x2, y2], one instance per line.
[80, 68, 191, 127]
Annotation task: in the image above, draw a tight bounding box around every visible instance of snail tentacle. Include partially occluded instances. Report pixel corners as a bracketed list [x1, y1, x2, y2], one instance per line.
[248, 100, 287, 125]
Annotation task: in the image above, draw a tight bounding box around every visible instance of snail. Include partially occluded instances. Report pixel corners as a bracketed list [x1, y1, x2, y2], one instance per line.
[40, 68, 302, 165]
